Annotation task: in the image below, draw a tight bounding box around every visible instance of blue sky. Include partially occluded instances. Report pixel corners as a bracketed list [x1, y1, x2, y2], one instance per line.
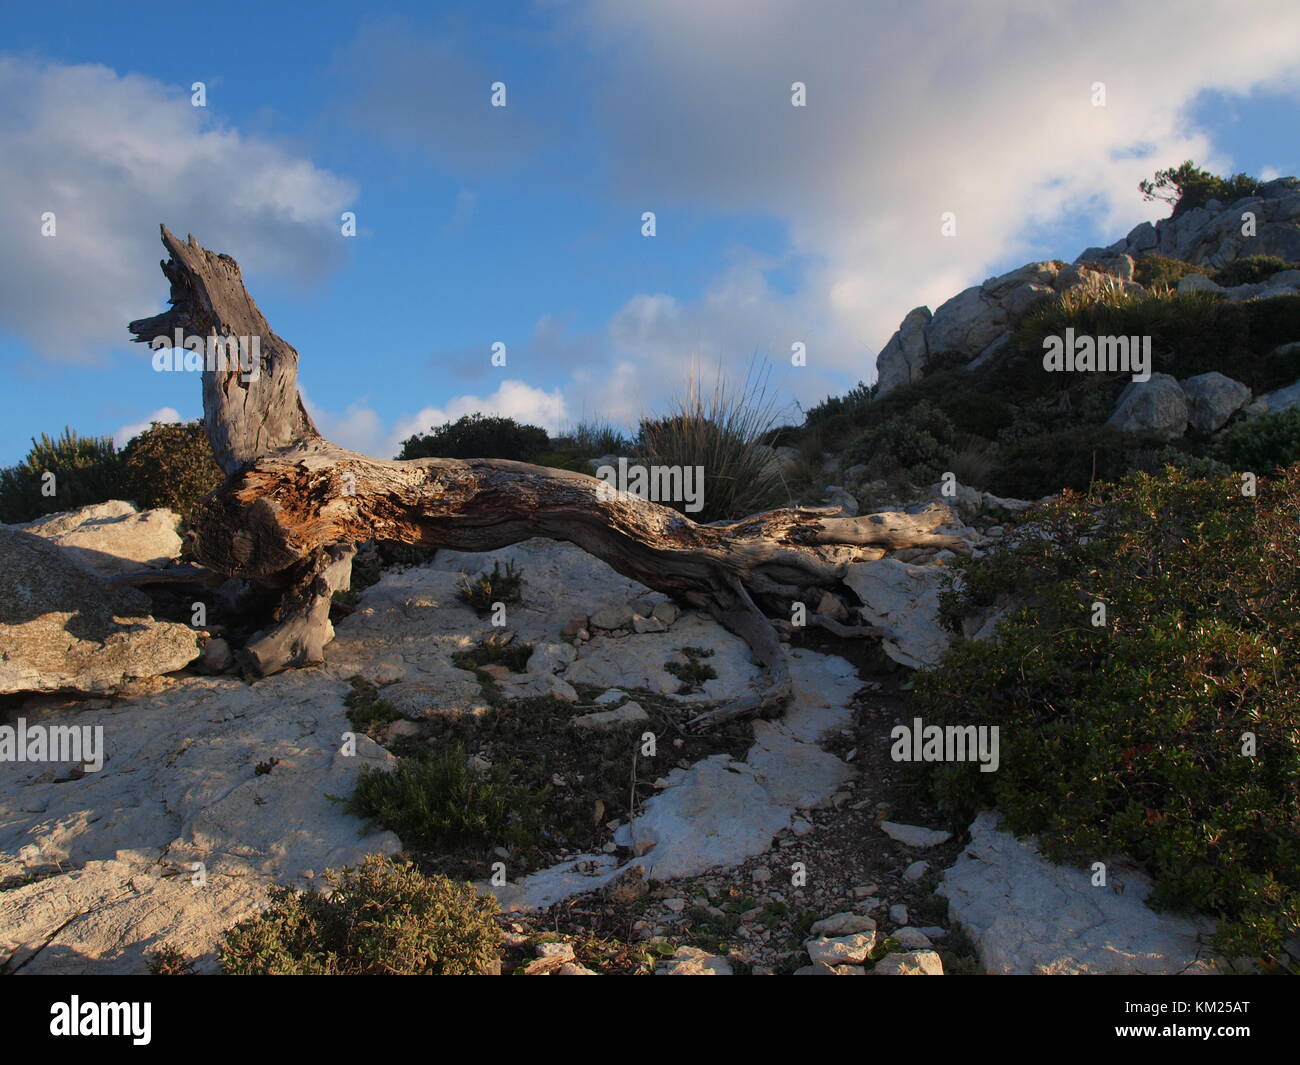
[2, 0, 1299, 464]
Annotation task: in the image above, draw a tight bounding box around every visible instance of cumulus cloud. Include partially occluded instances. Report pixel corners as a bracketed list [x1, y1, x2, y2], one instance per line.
[113, 406, 181, 448]
[566, 0, 1300, 386]
[0, 56, 355, 362]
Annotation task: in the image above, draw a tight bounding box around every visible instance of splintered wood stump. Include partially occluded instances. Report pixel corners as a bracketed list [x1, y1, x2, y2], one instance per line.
[129, 227, 967, 727]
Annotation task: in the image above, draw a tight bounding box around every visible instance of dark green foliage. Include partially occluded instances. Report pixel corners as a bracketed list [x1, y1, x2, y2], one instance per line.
[1010, 290, 1300, 396]
[453, 637, 534, 675]
[1133, 254, 1213, 290]
[987, 425, 1147, 499]
[917, 467, 1300, 964]
[344, 676, 403, 736]
[1214, 408, 1300, 473]
[1212, 255, 1294, 288]
[1139, 161, 1260, 218]
[397, 412, 549, 462]
[349, 745, 544, 852]
[456, 560, 524, 614]
[666, 646, 718, 694]
[844, 400, 957, 484]
[0, 428, 123, 523]
[219, 854, 501, 975]
[121, 420, 224, 520]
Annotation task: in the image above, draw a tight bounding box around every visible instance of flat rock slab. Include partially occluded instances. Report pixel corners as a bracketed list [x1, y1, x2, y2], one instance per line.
[0, 526, 199, 695]
[0, 671, 400, 973]
[938, 812, 1215, 974]
[18, 500, 182, 577]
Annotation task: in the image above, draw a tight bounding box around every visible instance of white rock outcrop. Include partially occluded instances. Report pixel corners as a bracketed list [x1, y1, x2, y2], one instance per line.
[938, 811, 1215, 974]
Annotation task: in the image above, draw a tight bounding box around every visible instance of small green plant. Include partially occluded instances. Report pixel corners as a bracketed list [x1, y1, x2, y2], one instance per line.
[453, 637, 534, 676]
[348, 745, 543, 851]
[666, 646, 718, 694]
[219, 854, 501, 975]
[343, 676, 403, 735]
[397, 412, 549, 462]
[254, 758, 279, 776]
[457, 560, 524, 614]
[0, 428, 123, 523]
[146, 945, 196, 975]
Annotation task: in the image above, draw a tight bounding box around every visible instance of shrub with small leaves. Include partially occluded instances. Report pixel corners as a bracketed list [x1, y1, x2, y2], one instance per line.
[917, 466, 1300, 966]
[0, 428, 123, 523]
[120, 420, 224, 520]
[397, 413, 549, 462]
[1214, 408, 1300, 474]
[219, 854, 501, 975]
[1211, 255, 1293, 289]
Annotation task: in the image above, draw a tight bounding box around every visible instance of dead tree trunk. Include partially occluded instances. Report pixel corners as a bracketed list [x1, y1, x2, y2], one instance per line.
[130, 227, 966, 727]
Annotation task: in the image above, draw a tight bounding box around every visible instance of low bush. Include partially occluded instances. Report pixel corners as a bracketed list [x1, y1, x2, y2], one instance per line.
[219, 854, 501, 975]
[1212, 255, 1294, 289]
[456, 560, 524, 614]
[121, 420, 224, 520]
[1214, 408, 1300, 474]
[843, 400, 957, 485]
[348, 745, 543, 852]
[0, 428, 123, 523]
[1133, 254, 1213, 290]
[397, 413, 549, 462]
[916, 467, 1300, 965]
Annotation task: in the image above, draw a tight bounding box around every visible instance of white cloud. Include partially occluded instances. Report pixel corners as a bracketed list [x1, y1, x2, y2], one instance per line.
[0, 56, 355, 362]
[113, 406, 181, 449]
[566, 0, 1300, 388]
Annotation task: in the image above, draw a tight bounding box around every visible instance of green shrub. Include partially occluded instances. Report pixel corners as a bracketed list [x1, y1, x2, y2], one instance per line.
[565, 419, 629, 456]
[844, 400, 957, 484]
[1008, 289, 1300, 397]
[348, 745, 543, 851]
[1140, 161, 1260, 218]
[219, 854, 501, 975]
[634, 363, 785, 522]
[1214, 408, 1300, 473]
[397, 413, 549, 462]
[1133, 254, 1213, 290]
[121, 420, 224, 520]
[917, 467, 1300, 964]
[456, 560, 524, 614]
[0, 428, 123, 523]
[1212, 255, 1294, 288]
[988, 425, 1143, 499]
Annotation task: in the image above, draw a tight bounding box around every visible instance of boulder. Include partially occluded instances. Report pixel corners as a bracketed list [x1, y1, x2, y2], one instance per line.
[0, 527, 200, 695]
[1179, 372, 1251, 433]
[842, 557, 950, 669]
[1247, 376, 1300, 418]
[872, 950, 944, 975]
[1106, 373, 1188, 439]
[18, 500, 182, 578]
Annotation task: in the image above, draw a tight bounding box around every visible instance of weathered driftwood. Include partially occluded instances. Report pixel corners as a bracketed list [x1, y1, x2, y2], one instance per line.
[130, 227, 966, 726]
